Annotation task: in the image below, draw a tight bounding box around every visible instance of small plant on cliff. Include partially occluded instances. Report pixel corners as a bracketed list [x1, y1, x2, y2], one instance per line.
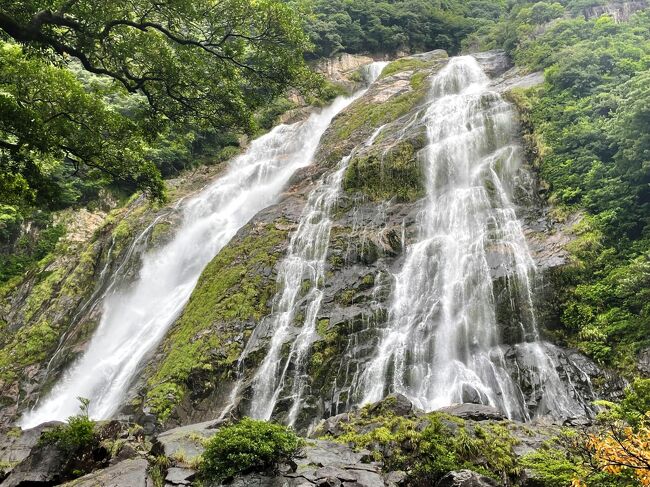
[40, 397, 96, 455]
[199, 418, 303, 481]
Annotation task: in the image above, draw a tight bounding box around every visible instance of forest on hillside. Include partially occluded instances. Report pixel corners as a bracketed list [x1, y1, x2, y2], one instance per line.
[1, 0, 649, 485]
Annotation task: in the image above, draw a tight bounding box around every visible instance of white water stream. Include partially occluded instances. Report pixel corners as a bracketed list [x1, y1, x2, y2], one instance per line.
[359, 56, 584, 420]
[20, 78, 374, 428]
[249, 63, 387, 425]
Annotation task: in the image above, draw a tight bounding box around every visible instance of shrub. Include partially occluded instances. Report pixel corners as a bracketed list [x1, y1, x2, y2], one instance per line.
[618, 379, 650, 426]
[199, 418, 303, 481]
[40, 397, 96, 455]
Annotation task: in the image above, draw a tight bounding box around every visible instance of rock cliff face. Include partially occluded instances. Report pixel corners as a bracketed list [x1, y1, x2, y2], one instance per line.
[580, 0, 647, 21]
[123, 50, 614, 431]
[0, 50, 620, 433]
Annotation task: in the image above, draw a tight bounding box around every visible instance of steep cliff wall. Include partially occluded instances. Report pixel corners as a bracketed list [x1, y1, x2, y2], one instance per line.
[128, 51, 615, 431]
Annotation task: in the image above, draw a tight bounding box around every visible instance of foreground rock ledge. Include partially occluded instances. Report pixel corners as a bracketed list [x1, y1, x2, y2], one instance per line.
[0, 395, 587, 487]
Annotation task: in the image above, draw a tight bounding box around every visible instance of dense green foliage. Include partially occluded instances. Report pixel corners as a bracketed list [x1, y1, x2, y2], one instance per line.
[0, 216, 63, 282]
[199, 418, 302, 481]
[0, 0, 313, 284]
[328, 400, 520, 485]
[301, 0, 507, 58]
[480, 2, 650, 371]
[40, 398, 96, 455]
[521, 380, 650, 487]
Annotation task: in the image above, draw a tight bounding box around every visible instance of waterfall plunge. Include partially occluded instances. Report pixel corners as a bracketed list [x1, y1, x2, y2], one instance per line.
[248, 63, 388, 425]
[360, 56, 585, 420]
[20, 74, 376, 428]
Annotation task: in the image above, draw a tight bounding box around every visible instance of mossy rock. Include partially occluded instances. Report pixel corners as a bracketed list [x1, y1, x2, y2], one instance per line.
[144, 222, 288, 422]
[344, 133, 427, 202]
[316, 54, 445, 170]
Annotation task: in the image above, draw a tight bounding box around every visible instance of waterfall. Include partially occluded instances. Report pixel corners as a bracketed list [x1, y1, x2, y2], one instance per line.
[359, 56, 586, 420]
[249, 63, 387, 425]
[19, 78, 373, 428]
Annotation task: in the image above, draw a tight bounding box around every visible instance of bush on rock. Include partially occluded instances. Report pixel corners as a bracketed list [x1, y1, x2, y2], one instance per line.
[199, 418, 303, 481]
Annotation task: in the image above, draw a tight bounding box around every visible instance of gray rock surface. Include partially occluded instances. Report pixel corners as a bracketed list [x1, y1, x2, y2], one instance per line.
[155, 419, 219, 461]
[435, 470, 499, 487]
[208, 439, 391, 487]
[1, 443, 67, 486]
[471, 50, 512, 77]
[165, 467, 196, 485]
[368, 394, 415, 417]
[436, 404, 505, 421]
[0, 422, 61, 476]
[60, 458, 152, 487]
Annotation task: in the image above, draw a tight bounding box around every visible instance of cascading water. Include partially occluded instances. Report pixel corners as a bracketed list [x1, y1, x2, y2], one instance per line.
[360, 56, 587, 420]
[20, 80, 372, 428]
[248, 63, 387, 425]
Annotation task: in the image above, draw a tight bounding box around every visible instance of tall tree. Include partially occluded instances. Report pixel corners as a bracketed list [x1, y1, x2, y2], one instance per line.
[0, 0, 312, 201]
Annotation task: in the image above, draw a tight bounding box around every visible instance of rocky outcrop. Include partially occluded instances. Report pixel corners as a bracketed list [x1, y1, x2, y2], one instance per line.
[436, 470, 498, 487]
[471, 50, 512, 78]
[212, 440, 389, 487]
[581, 1, 647, 21]
[436, 404, 505, 422]
[116, 49, 619, 431]
[314, 53, 383, 89]
[0, 422, 61, 478]
[60, 458, 153, 487]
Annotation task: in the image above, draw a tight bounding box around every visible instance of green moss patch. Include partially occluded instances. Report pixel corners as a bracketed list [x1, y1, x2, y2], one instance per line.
[144, 223, 288, 421]
[319, 401, 521, 485]
[0, 320, 57, 383]
[344, 134, 427, 202]
[379, 58, 434, 79]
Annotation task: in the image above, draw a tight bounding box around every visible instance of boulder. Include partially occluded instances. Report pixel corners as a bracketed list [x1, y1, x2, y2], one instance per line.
[0, 422, 62, 477]
[1, 442, 67, 486]
[368, 394, 416, 417]
[470, 50, 512, 77]
[436, 404, 505, 421]
[165, 467, 196, 485]
[435, 470, 499, 487]
[59, 458, 152, 487]
[154, 419, 219, 463]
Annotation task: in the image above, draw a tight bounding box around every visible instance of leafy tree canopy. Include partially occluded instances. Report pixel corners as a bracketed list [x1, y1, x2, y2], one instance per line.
[297, 0, 507, 58]
[0, 0, 313, 206]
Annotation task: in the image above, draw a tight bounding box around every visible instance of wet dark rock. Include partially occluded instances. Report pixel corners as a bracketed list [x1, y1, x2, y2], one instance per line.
[435, 470, 499, 487]
[1, 442, 66, 486]
[638, 347, 650, 376]
[436, 404, 505, 421]
[368, 394, 416, 417]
